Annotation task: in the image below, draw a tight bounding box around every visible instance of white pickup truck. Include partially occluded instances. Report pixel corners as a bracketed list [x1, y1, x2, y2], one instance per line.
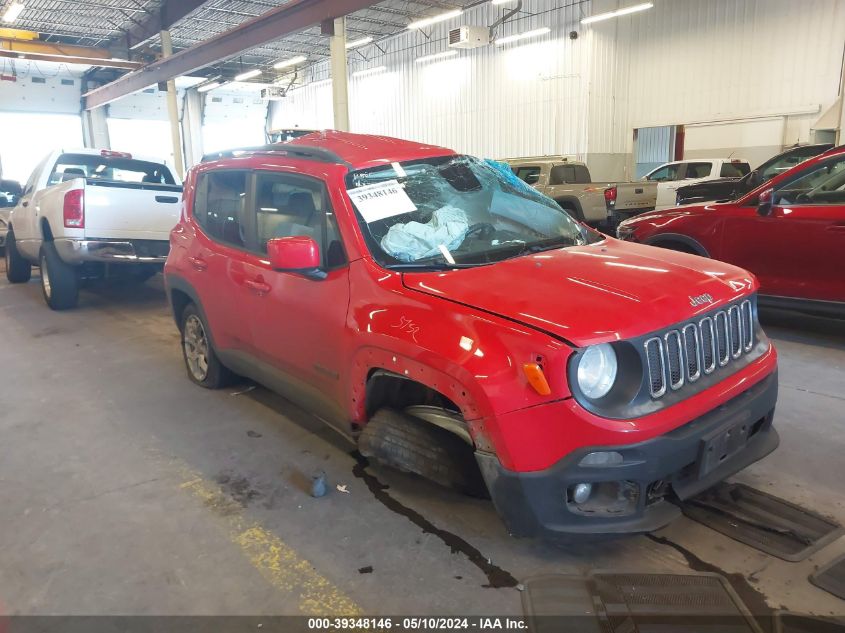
[643, 158, 751, 211]
[4, 149, 182, 310]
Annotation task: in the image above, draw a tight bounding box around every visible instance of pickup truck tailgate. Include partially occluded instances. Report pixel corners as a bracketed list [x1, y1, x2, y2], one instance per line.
[83, 182, 182, 240]
[614, 181, 657, 212]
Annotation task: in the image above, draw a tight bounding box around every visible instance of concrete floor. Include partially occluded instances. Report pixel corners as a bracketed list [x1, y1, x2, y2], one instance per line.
[1, 265, 844, 619]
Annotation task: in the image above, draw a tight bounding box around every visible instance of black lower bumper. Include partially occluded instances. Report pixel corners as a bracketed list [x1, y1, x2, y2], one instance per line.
[477, 370, 779, 540]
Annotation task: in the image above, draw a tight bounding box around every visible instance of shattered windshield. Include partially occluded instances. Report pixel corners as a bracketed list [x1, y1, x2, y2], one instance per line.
[345, 155, 600, 269]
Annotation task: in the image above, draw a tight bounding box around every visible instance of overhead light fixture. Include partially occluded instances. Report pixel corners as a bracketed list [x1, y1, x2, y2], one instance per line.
[234, 68, 262, 81]
[407, 9, 462, 30]
[494, 26, 550, 45]
[352, 66, 386, 77]
[197, 81, 221, 93]
[346, 36, 373, 49]
[2, 2, 25, 23]
[273, 55, 306, 69]
[581, 2, 653, 24]
[415, 50, 458, 63]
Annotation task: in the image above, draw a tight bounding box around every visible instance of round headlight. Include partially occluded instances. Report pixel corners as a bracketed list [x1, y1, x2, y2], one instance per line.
[577, 343, 618, 399]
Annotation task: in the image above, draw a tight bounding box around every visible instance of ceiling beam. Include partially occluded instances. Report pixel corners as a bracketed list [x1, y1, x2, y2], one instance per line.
[123, 0, 209, 50]
[83, 0, 380, 109]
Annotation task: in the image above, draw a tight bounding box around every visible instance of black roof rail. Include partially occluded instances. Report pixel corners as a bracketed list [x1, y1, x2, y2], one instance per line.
[200, 144, 351, 167]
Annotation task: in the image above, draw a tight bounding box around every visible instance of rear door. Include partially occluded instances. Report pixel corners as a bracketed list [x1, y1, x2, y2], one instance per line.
[720, 153, 845, 302]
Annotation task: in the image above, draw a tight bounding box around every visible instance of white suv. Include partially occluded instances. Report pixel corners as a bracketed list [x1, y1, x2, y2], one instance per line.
[644, 158, 750, 210]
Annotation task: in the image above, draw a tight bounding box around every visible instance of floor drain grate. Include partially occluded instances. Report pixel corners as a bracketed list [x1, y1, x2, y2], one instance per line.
[809, 553, 845, 601]
[521, 572, 762, 633]
[680, 483, 844, 562]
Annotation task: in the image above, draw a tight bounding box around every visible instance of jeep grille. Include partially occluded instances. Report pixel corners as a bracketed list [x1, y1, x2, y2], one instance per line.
[645, 299, 754, 399]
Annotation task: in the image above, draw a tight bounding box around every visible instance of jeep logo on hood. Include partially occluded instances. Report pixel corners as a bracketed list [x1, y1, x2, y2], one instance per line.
[689, 293, 715, 307]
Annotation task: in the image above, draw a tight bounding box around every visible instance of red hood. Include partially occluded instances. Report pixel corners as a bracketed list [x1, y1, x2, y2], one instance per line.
[402, 239, 756, 347]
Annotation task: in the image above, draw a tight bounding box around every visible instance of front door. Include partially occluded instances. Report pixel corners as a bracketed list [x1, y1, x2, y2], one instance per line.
[720, 153, 845, 302]
[240, 169, 351, 427]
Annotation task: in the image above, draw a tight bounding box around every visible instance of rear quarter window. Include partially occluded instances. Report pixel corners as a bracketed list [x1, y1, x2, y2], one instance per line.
[720, 162, 751, 177]
[549, 164, 591, 185]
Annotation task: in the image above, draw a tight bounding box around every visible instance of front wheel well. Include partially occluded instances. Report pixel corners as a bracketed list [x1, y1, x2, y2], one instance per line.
[364, 370, 461, 419]
[647, 237, 709, 257]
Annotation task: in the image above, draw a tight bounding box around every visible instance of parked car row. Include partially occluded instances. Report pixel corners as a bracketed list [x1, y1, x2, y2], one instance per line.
[618, 145, 845, 318]
[1, 131, 794, 540]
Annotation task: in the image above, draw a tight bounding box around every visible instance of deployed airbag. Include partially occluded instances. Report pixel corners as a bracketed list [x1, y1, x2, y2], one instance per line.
[380, 206, 469, 262]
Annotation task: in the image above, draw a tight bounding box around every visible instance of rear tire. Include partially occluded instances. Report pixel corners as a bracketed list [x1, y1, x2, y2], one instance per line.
[180, 303, 234, 389]
[40, 242, 79, 310]
[359, 408, 488, 497]
[5, 230, 32, 284]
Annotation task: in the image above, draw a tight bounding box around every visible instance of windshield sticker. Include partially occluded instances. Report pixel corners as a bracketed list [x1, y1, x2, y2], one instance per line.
[347, 180, 417, 223]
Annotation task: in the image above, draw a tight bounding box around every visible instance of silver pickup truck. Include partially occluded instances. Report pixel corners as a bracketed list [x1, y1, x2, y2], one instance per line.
[504, 156, 657, 227]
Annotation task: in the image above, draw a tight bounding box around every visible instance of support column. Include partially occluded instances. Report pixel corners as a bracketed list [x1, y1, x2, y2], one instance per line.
[81, 107, 110, 149]
[329, 17, 350, 132]
[160, 29, 185, 178]
[182, 87, 205, 168]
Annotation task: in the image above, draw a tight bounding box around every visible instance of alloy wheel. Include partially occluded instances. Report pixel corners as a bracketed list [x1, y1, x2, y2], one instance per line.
[183, 314, 210, 381]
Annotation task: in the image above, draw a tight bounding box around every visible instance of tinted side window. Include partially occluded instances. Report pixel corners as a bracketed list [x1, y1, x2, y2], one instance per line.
[254, 171, 346, 268]
[720, 162, 751, 177]
[646, 164, 680, 182]
[685, 162, 713, 179]
[774, 155, 845, 206]
[514, 166, 541, 185]
[549, 165, 591, 185]
[193, 171, 249, 248]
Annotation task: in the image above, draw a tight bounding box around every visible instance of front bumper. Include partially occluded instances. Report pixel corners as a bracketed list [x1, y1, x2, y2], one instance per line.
[477, 370, 778, 540]
[54, 238, 169, 264]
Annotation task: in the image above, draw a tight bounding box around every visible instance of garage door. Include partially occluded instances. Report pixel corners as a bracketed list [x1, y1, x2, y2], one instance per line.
[0, 112, 83, 183]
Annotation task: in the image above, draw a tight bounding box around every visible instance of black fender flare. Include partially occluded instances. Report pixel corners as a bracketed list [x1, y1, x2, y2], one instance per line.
[552, 196, 586, 222]
[165, 274, 219, 348]
[644, 233, 710, 257]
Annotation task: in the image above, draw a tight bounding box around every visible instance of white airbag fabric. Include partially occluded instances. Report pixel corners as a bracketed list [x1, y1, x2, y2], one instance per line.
[380, 206, 469, 262]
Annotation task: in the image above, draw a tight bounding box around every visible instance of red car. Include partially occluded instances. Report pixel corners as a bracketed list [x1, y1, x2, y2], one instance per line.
[618, 146, 845, 318]
[164, 131, 778, 539]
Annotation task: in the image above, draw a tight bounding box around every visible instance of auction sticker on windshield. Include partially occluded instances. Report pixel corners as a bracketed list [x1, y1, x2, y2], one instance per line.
[347, 180, 417, 223]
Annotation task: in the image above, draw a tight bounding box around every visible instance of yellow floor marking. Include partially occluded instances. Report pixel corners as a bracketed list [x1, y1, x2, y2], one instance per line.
[179, 471, 362, 615]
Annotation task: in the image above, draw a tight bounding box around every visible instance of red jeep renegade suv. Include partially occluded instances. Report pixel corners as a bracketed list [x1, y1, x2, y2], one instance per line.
[164, 131, 779, 539]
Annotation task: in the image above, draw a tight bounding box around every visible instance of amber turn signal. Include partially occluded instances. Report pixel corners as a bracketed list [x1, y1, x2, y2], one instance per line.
[523, 362, 551, 396]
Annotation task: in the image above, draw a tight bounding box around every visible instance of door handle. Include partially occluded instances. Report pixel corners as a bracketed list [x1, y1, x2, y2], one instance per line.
[155, 195, 179, 204]
[245, 278, 271, 295]
[188, 256, 208, 271]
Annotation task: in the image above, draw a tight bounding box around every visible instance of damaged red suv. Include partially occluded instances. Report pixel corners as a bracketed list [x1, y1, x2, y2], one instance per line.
[164, 131, 778, 539]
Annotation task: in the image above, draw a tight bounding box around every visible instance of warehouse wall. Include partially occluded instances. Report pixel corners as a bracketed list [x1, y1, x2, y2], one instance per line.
[272, 0, 845, 181]
[587, 0, 845, 177]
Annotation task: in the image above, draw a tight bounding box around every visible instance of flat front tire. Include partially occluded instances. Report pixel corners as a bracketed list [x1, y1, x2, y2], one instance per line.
[40, 242, 79, 310]
[5, 230, 32, 284]
[180, 303, 233, 389]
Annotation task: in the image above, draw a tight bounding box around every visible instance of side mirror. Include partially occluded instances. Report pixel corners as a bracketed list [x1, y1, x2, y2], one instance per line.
[267, 236, 326, 280]
[757, 187, 774, 217]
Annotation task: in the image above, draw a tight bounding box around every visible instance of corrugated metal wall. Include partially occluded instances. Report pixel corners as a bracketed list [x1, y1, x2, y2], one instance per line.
[272, 0, 845, 176]
[272, 0, 591, 158]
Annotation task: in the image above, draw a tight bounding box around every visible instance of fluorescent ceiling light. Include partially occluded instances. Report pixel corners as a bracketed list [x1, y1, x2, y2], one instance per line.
[352, 66, 386, 77]
[273, 55, 306, 69]
[346, 36, 373, 49]
[581, 2, 653, 24]
[415, 50, 458, 63]
[234, 69, 262, 81]
[495, 26, 550, 45]
[197, 81, 221, 93]
[2, 2, 25, 22]
[407, 9, 462, 30]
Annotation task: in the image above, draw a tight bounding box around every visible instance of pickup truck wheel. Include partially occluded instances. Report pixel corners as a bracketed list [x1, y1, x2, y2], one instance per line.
[181, 304, 233, 388]
[39, 243, 79, 310]
[359, 408, 488, 498]
[5, 230, 32, 284]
